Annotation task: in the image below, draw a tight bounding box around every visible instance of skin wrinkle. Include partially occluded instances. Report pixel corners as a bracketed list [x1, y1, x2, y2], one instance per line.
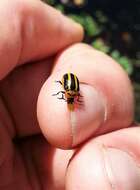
[0, 98, 14, 138]
[102, 145, 117, 190]
[0, 139, 10, 169]
[0, 148, 9, 172]
[30, 150, 42, 190]
[11, 1, 44, 65]
[19, 11, 35, 64]
[16, 8, 25, 66]
[0, 93, 17, 137]
[0, 93, 41, 189]
[19, 151, 35, 190]
[0, 1, 23, 78]
[0, 3, 24, 137]
[106, 145, 140, 169]
[101, 144, 140, 190]
[0, 138, 14, 187]
[13, 2, 36, 65]
[11, 8, 23, 67]
[11, 147, 30, 189]
[19, 143, 42, 190]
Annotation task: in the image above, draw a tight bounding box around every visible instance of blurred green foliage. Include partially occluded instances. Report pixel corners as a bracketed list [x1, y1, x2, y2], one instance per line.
[91, 38, 110, 53]
[44, 0, 55, 5]
[43, 0, 138, 76]
[83, 14, 102, 36]
[68, 14, 102, 36]
[118, 57, 133, 75]
[44, 0, 140, 121]
[68, 14, 85, 25]
[111, 50, 133, 75]
[55, 4, 65, 12]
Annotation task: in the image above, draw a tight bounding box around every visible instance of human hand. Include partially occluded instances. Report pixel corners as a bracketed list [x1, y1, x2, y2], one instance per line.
[0, 1, 139, 190]
[0, 0, 83, 189]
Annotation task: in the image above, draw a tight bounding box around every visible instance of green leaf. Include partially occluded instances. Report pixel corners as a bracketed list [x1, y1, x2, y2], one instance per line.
[68, 14, 85, 26]
[84, 15, 102, 36]
[44, 0, 56, 5]
[111, 51, 133, 75]
[68, 14, 102, 37]
[110, 50, 121, 60]
[91, 39, 110, 53]
[118, 56, 133, 75]
[55, 4, 65, 13]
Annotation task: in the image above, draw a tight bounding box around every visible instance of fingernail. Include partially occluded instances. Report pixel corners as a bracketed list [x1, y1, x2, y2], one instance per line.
[103, 147, 140, 189]
[70, 84, 106, 146]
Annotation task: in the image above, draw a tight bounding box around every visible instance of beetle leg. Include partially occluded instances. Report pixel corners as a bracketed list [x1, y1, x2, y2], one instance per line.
[78, 93, 83, 97]
[57, 94, 67, 101]
[52, 91, 67, 102]
[77, 93, 83, 102]
[52, 91, 65, 96]
[77, 99, 83, 103]
[55, 80, 62, 85]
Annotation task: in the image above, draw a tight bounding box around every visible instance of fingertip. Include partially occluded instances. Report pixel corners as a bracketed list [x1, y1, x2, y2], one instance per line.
[37, 73, 105, 149]
[37, 43, 134, 149]
[66, 138, 140, 190]
[66, 142, 111, 190]
[53, 43, 134, 132]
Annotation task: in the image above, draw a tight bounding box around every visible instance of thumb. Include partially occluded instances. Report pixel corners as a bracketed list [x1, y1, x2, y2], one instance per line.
[0, 0, 83, 79]
[66, 127, 140, 190]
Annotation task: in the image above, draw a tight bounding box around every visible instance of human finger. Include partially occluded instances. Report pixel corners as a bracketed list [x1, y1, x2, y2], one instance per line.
[0, 59, 53, 137]
[37, 43, 134, 148]
[20, 135, 74, 190]
[0, 0, 83, 79]
[66, 126, 140, 190]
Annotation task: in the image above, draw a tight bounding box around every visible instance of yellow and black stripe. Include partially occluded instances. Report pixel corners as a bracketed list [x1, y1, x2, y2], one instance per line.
[62, 73, 79, 92]
[53, 72, 81, 108]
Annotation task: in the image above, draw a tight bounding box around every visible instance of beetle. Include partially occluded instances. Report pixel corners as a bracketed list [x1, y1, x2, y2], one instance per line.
[52, 73, 82, 107]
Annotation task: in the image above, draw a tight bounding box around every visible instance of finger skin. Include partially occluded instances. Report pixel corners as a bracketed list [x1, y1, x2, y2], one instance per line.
[0, 0, 83, 79]
[0, 125, 40, 189]
[20, 136, 74, 190]
[19, 127, 140, 190]
[37, 43, 134, 148]
[0, 0, 83, 137]
[0, 59, 53, 137]
[0, 126, 13, 186]
[66, 127, 140, 190]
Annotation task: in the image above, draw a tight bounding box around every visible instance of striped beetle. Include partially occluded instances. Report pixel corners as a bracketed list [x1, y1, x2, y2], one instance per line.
[53, 73, 82, 107]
